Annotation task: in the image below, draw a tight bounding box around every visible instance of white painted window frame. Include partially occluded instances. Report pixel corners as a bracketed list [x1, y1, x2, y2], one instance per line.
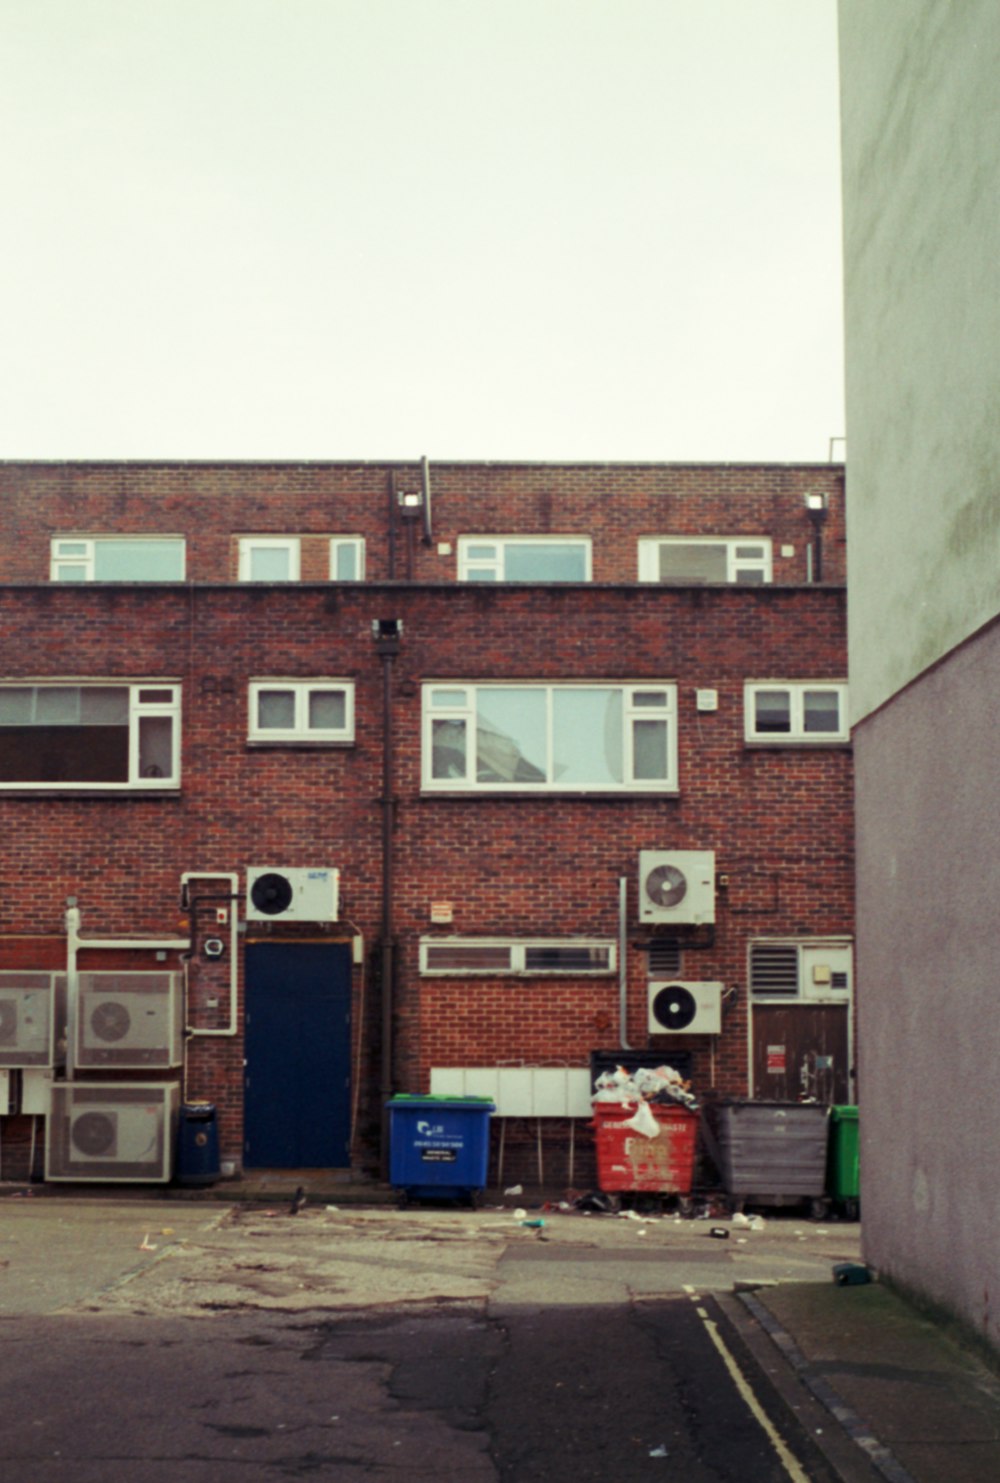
[237, 537, 301, 581]
[457, 535, 592, 582]
[421, 681, 678, 793]
[744, 681, 849, 744]
[638, 536, 773, 583]
[50, 537, 186, 582]
[247, 679, 355, 744]
[329, 537, 366, 581]
[419, 937, 616, 975]
[0, 682, 181, 791]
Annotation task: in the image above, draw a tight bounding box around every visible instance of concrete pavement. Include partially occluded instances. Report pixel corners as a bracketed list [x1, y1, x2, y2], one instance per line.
[2, 1190, 999, 1482]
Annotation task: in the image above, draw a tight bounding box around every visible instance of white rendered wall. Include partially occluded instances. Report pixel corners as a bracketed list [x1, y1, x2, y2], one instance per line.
[853, 623, 1000, 1349]
[839, 1, 1000, 724]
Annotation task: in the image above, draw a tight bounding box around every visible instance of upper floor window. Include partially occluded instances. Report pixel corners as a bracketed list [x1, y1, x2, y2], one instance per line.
[420, 938, 616, 975]
[51, 537, 186, 582]
[745, 682, 848, 743]
[423, 682, 677, 792]
[238, 537, 300, 581]
[458, 536, 591, 582]
[638, 537, 772, 584]
[0, 683, 180, 789]
[329, 537, 366, 581]
[248, 680, 354, 744]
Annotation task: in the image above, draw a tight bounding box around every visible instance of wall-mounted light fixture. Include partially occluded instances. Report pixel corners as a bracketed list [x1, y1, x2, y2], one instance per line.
[804, 491, 829, 581]
[397, 490, 423, 517]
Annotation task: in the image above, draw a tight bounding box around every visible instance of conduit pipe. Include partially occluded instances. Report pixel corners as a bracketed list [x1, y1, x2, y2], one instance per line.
[618, 876, 632, 1050]
[180, 871, 240, 1037]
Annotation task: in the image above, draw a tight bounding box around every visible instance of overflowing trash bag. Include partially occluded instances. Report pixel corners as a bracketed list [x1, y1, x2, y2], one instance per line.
[592, 1063, 699, 1122]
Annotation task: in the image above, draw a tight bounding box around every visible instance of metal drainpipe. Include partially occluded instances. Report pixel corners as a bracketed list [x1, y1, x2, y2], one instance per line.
[374, 620, 402, 1178]
[619, 876, 632, 1049]
[421, 456, 433, 546]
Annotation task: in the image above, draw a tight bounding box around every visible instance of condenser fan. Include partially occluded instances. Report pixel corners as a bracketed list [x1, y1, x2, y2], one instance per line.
[644, 863, 688, 910]
[90, 1000, 132, 1043]
[249, 872, 294, 916]
[71, 1111, 117, 1157]
[0, 1001, 17, 1045]
[650, 984, 699, 1031]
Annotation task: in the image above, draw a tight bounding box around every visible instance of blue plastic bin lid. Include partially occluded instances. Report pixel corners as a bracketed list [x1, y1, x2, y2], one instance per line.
[387, 1094, 495, 1109]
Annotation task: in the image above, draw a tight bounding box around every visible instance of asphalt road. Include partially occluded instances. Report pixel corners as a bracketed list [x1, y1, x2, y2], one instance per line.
[0, 1200, 861, 1480]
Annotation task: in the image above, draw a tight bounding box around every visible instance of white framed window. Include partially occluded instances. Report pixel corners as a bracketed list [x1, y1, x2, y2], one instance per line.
[458, 536, 592, 582]
[51, 537, 186, 582]
[238, 537, 301, 581]
[0, 683, 180, 789]
[420, 938, 616, 975]
[638, 537, 772, 584]
[745, 682, 848, 743]
[248, 680, 354, 744]
[422, 682, 677, 792]
[329, 537, 366, 581]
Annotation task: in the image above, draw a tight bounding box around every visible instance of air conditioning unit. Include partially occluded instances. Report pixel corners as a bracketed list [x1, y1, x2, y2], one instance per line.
[648, 980, 723, 1035]
[46, 1083, 180, 1183]
[76, 973, 183, 1069]
[246, 867, 340, 923]
[0, 972, 67, 1068]
[639, 850, 716, 924]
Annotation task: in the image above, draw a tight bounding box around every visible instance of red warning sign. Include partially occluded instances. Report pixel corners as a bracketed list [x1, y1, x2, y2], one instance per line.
[766, 1045, 787, 1074]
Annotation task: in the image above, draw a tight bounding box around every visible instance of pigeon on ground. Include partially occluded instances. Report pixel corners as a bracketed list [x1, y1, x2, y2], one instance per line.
[289, 1185, 307, 1215]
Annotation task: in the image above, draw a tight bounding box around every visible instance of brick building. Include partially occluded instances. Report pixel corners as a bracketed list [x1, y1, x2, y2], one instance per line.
[0, 460, 851, 1189]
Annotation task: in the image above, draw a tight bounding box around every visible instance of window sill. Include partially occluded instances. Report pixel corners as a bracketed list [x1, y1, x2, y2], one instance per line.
[246, 740, 355, 750]
[0, 786, 181, 797]
[744, 739, 851, 750]
[420, 787, 679, 799]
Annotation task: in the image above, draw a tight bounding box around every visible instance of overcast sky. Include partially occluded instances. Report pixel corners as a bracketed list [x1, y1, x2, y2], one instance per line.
[0, 0, 844, 464]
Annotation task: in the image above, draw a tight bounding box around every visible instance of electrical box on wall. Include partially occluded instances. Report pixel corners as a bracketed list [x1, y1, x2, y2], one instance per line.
[246, 867, 340, 922]
[638, 851, 716, 924]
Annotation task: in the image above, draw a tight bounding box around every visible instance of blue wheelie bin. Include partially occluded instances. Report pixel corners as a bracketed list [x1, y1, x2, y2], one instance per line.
[388, 1094, 495, 1205]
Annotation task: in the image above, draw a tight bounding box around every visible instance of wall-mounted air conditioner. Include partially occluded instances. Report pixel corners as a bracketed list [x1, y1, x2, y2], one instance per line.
[75, 973, 183, 1069]
[46, 1083, 180, 1183]
[246, 867, 340, 923]
[648, 980, 723, 1035]
[638, 850, 716, 924]
[0, 972, 67, 1068]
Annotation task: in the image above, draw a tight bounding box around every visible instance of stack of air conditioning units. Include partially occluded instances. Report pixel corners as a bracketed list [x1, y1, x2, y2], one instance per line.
[45, 971, 183, 1184]
[638, 851, 723, 1036]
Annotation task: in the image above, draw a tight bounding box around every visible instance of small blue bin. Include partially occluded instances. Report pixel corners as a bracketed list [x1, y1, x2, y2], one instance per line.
[388, 1095, 495, 1203]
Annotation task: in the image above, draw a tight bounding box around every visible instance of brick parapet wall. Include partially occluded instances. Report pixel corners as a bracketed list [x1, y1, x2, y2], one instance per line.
[0, 460, 846, 585]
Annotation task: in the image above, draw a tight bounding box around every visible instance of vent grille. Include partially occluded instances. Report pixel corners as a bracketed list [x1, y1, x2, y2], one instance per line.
[749, 944, 799, 996]
[647, 939, 682, 977]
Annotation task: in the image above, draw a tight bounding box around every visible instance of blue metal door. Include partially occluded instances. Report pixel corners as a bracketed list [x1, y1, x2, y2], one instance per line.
[244, 942, 352, 1168]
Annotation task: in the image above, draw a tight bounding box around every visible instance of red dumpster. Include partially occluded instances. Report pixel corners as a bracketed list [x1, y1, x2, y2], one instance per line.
[592, 1102, 699, 1193]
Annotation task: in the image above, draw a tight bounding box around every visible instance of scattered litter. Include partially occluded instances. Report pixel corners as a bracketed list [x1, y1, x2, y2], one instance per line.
[513, 1208, 527, 1221]
[574, 1191, 617, 1214]
[649, 1444, 669, 1457]
[160, 1228, 175, 1236]
[749, 1215, 766, 1231]
[732, 1212, 751, 1229]
[520, 1219, 545, 1230]
[139, 1234, 157, 1251]
[708, 1227, 730, 1240]
[637, 1229, 647, 1237]
[620, 1209, 643, 1221]
[504, 1184, 523, 1196]
[325, 1205, 340, 1213]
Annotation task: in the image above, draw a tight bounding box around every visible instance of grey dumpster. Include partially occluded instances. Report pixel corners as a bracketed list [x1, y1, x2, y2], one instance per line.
[713, 1100, 830, 1209]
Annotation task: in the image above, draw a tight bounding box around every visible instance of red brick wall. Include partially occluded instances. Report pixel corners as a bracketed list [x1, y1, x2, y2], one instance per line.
[0, 459, 846, 584]
[0, 463, 851, 1184]
[0, 571, 851, 1178]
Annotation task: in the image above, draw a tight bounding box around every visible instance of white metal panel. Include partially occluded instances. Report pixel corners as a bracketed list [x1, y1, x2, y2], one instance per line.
[430, 1066, 592, 1116]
